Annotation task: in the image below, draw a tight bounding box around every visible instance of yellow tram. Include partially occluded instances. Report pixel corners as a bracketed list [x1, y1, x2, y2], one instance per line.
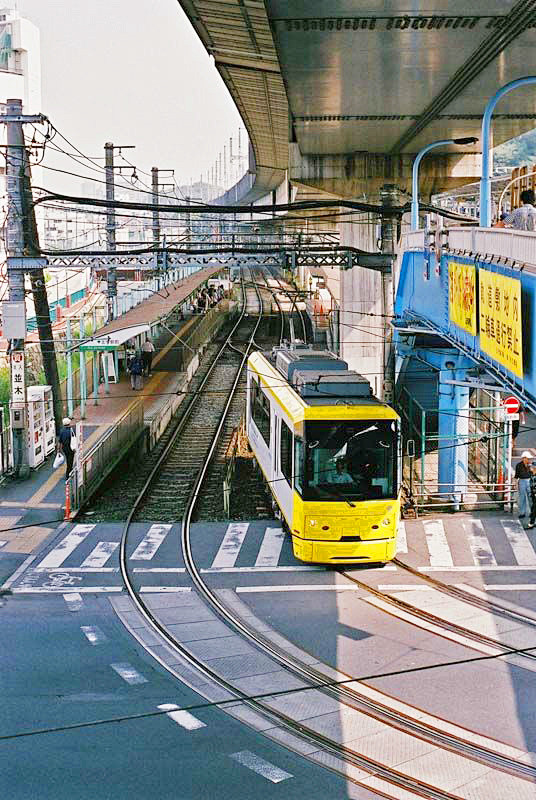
[246, 348, 401, 564]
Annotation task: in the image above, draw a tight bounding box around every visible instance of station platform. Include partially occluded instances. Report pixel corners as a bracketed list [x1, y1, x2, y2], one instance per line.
[0, 266, 229, 580]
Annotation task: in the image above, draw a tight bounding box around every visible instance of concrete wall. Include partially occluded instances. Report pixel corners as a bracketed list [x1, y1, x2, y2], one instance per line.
[338, 213, 385, 397]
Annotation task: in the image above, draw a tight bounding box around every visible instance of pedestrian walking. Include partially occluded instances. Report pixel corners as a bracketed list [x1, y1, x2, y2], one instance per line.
[57, 417, 75, 480]
[129, 352, 144, 390]
[141, 338, 155, 376]
[527, 462, 536, 530]
[515, 450, 533, 519]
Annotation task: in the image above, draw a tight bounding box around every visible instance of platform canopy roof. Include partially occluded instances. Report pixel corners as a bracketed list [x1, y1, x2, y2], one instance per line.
[79, 324, 150, 352]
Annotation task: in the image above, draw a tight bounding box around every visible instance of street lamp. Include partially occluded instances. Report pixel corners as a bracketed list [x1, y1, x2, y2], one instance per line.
[411, 137, 478, 231]
[480, 76, 536, 228]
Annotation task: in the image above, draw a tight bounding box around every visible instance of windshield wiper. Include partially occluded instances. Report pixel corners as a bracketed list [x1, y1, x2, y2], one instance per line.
[319, 485, 355, 508]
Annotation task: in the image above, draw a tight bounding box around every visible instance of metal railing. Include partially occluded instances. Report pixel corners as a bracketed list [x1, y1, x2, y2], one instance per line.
[405, 481, 515, 515]
[67, 400, 144, 515]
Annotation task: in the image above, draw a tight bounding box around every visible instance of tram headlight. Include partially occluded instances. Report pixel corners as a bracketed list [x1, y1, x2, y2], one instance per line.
[381, 518, 391, 527]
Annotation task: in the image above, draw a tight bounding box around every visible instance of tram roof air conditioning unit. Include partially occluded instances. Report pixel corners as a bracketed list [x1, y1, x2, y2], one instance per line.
[293, 369, 372, 398]
[276, 349, 347, 381]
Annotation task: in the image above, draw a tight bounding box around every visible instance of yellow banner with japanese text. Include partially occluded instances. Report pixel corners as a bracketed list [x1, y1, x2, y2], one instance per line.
[479, 270, 523, 378]
[448, 261, 477, 334]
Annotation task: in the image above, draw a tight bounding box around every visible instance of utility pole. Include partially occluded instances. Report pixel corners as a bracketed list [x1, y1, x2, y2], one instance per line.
[104, 142, 135, 320]
[151, 166, 160, 248]
[3, 98, 62, 473]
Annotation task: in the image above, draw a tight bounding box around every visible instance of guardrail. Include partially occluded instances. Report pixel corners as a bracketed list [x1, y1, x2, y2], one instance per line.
[403, 481, 516, 515]
[67, 400, 144, 515]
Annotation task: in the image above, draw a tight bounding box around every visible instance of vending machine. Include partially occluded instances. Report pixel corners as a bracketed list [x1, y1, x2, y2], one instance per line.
[27, 385, 56, 467]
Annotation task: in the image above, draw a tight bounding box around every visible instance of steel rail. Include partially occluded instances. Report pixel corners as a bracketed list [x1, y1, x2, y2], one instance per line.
[116, 274, 534, 794]
[341, 569, 536, 670]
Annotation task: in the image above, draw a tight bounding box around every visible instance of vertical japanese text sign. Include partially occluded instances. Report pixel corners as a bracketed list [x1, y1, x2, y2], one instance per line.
[10, 351, 25, 403]
[479, 270, 523, 378]
[448, 261, 477, 334]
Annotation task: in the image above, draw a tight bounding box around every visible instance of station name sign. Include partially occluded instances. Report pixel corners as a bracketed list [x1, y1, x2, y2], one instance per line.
[448, 260, 523, 378]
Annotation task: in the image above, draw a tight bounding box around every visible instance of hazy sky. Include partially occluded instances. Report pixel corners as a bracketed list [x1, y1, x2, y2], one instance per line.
[18, 0, 244, 192]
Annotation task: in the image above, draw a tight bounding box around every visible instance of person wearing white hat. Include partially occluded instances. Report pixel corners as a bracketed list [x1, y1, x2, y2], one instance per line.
[514, 451, 533, 519]
[57, 417, 75, 479]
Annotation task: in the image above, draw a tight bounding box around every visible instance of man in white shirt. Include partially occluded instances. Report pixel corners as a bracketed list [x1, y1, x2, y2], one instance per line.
[141, 338, 155, 376]
[504, 189, 536, 231]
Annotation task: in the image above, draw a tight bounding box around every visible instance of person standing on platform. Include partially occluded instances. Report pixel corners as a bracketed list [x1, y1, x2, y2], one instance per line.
[129, 352, 144, 390]
[515, 451, 533, 519]
[504, 189, 536, 231]
[142, 338, 155, 377]
[57, 417, 75, 480]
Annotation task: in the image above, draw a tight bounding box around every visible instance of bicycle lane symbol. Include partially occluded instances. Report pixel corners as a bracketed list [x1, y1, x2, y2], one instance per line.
[43, 573, 83, 589]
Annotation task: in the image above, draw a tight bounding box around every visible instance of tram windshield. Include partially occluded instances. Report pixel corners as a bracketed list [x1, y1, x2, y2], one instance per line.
[297, 420, 397, 501]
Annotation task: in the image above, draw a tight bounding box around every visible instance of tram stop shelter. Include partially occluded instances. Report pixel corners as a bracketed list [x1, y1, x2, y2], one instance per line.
[78, 323, 150, 417]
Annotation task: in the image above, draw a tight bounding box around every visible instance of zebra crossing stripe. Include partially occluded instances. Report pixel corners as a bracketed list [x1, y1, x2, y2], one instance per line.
[465, 519, 497, 566]
[211, 523, 249, 568]
[422, 519, 453, 567]
[230, 751, 292, 783]
[255, 527, 285, 567]
[396, 521, 408, 554]
[158, 703, 206, 730]
[81, 541, 119, 568]
[501, 520, 536, 566]
[37, 525, 95, 569]
[130, 524, 172, 560]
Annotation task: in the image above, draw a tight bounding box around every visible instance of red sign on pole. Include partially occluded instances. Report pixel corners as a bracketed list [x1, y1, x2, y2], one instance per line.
[503, 395, 520, 415]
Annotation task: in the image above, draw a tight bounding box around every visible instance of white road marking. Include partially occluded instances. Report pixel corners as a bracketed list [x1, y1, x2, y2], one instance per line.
[201, 565, 394, 573]
[34, 567, 118, 573]
[133, 568, 186, 573]
[501, 519, 536, 566]
[211, 522, 249, 568]
[63, 592, 83, 611]
[139, 586, 191, 593]
[230, 751, 292, 783]
[81, 625, 107, 645]
[12, 587, 123, 594]
[0, 541, 7, 549]
[236, 584, 363, 593]
[255, 527, 285, 567]
[130, 524, 172, 560]
[422, 519, 453, 567]
[81, 541, 119, 568]
[421, 565, 536, 572]
[37, 525, 95, 569]
[396, 520, 408, 554]
[1, 554, 37, 589]
[157, 703, 206, 730]
[111, 662, 148, 685]
[465, 519, 497, 566]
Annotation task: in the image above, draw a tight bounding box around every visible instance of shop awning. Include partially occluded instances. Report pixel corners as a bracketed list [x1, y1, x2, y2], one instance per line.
[79, 324, 150, 352]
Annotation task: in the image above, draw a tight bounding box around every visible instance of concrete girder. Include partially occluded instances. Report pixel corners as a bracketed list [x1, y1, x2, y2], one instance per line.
[289, 143, 482, 200]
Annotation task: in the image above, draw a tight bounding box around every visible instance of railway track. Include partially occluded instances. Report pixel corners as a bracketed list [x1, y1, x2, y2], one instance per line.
[113, 272, 536, 799]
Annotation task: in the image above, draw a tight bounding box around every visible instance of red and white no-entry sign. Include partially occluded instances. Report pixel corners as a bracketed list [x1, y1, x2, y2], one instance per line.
[503, 395, 520, 414]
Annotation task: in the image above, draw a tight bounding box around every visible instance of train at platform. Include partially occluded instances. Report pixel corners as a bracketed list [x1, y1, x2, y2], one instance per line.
[246, 347, 401, 565]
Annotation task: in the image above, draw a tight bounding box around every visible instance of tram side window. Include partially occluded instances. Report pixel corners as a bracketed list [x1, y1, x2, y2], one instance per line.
[251, 378, 270, 446]
[294, 437, 303, 494]
[280, 420, 293, 484]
